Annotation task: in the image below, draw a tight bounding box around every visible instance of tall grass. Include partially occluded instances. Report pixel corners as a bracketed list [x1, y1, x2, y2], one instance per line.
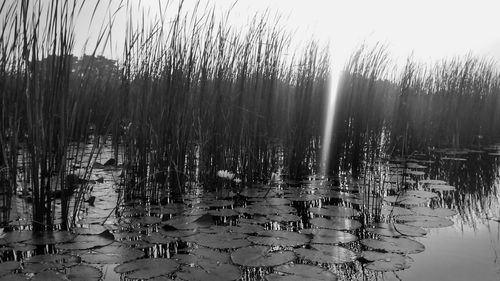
[114, 2, 331, 201]
[0, 0, 115, 230]
[1, 0, 500, 232]
[323, 45, 500, 177]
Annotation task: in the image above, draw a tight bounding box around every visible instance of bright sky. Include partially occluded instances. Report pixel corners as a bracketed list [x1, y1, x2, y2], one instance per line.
[75, 0, 500, 66]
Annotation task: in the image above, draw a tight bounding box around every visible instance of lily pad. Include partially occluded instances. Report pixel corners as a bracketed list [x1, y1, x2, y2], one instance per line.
[23, 263, 64, 274]
[80, 243, 144, 264]
[309, 206, 360, 217]
[410, 206, 458, 217]
[300, 229, 358, 244]
[189, 248, 231, 264]
[183, 233, 251, 249]
[361, 237, 425, 254]
[208, 209, 239, 217]
[114, 258, 179, 279]
[428, 184, 456, 192]
[25, 254, 81, 264]
[143, 232, 176, 244]
[26, 231, 76, 245]
[295, 245, 357, 264]
[231, 246, 295, 267]
[66, 265, 102, 281]
[362, 251, 413, 271]
[32, 271, 69, 281]
[419, 179, 447, 185]
[0, 261, 21, 276]
[176, 263, 240, 281]
[381, 206, 414, 217]
[267, 214, 302, 222]
[384, 196, 428, 206]
[396, 215, 454, 228]
[265, 264, 337, 281]
[368, 223, 427, 237]
[0, 274, 29, 281]
[57, 231, 114, 250]
[0, 232, 33, 245]
[309, 217, 362, 231]
[73, 225, 108, 235]
[401, 190, 438, 199]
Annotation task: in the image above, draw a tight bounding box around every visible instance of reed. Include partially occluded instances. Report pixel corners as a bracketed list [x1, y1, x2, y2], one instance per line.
[2, 0, 500, 233]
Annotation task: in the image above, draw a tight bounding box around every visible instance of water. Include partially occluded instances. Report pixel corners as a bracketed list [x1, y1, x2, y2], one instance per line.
[1, 143, 500, 280]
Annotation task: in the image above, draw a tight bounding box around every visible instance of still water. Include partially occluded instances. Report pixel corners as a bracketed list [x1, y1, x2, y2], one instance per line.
[1, 144, 500, 280]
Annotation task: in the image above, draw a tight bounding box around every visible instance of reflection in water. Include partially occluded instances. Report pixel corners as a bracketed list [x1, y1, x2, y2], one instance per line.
[428, 152, 500, 229]
[2, 143, 500, 281]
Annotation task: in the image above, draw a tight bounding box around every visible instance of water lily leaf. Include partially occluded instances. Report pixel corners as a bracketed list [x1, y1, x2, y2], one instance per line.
[172, 254, 198, 265]
[381, 206, 414, 217]
[368, 223, 427, 237]
[384, 195, 428, 206]
[135, 215, 162, 225]
[143, 232, 176, 244]
[26, 231, 76, 245]
[401, 190, 438, 199]
[32, 271, 69, 281]
[0, 232, 33, 245]
[163, 215, 208, 230]
[176, 263, 241, 281]
[9, 243, 36, 252]
[161, 228, 197, 238]
[205, 200, 233, 208]
[231, 246, 295, 267]
[25, 254, 81, 264]
[419, 179, 447, 185]
[309, 206, 360, 217]
[396, 215, 454, 228]
[73, 225, 108, 235]
[285, 194, 322, 202]
[267, 214, 301, 222]
[256, 230, 309, 244]
[361, 237, 425, 254]
[66, 265, 102, 281]
[57, 231, 114, 250]
[405, 170, 425, 176]
[183, 233, 251, 249]
[0, 273, 29, 281]
[243, 205, 294, 216]
[265, 264, 337, 281]
[247, 235, 306, 247]
[80, 243, 144, 264]
[361, 251, 413, 271]
[148, 277, 174, 281]
[189, 248, 231, 264]
[0, 261, 20, 276]
[181, 208, 208, 216]
[410, 206, 457, 217]
[309, 217, 362, 231]
[256, 198, 292, 206]
[22, 263, 64, 273]
[230, 223, 266, 234]
[441, 157, 466, 161]
[114, 258, 179, 279]
[300, 229, 358, 244]
[428, 185, 456, 192]
[295, 245, 357, 264]
[208, 209, 239, 217]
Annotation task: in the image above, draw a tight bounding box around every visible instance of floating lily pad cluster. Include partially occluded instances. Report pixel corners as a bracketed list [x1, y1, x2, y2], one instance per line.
[360, 158, 458, 272]
[1, 151, 463, 281]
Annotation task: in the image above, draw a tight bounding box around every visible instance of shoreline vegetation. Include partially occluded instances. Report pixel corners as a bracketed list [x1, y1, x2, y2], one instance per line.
[0, 0, 499, 232]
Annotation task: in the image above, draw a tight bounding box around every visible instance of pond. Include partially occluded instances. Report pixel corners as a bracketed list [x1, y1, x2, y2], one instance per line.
[0, 143, 499, 281]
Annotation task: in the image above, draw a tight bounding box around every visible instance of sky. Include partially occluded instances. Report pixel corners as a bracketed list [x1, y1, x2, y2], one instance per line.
[73, 0, 500, 66]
